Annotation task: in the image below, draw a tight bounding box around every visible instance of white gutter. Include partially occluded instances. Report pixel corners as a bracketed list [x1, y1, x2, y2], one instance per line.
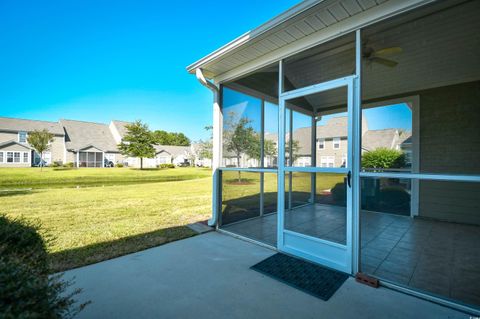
[195, 69, 221, 227]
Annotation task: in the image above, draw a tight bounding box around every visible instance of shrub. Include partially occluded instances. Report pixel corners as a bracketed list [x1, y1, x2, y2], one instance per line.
[52, 161, 63, 168]
[63, 162, 74, 168]
[0, 215, 87, 318]
[115, 163, 124, 168]
[362, 148, 406, 169]
[157, 163, 175, 169]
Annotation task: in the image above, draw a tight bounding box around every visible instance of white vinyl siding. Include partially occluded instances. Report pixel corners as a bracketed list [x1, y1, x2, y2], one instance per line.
[333, 137, 341, 149]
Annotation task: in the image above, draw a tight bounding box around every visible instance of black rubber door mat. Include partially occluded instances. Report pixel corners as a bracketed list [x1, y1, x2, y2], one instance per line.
[251, 253, 348, 301]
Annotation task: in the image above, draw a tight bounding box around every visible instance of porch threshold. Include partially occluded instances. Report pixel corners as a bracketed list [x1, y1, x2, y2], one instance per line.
[64, 232, 468, 319]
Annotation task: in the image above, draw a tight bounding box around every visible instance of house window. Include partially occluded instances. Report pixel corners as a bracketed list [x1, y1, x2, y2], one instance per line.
[18, 131, 27, 143]
[0, 152, 3, 163]
[317, 138, 325, 150]
[23, 152, 29, 163]
[7, 152, 13, 163]
[333, 137, 341, 149]
[14, 152, 21, 163]
[320, 156, 335, 168]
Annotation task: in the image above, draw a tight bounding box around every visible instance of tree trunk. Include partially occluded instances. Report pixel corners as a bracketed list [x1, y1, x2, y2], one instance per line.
[140, 157, 143, 170]
[237, 154, 241, 182]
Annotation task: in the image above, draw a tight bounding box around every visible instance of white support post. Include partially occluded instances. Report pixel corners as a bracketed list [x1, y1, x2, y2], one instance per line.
[260, 99, 265, 216]
[310, 114, 317, 203]
[352, 29, 362, 275]
[288, 108, 293, 210]
[211, 85, 222, 227]
[277, 60, 285, 248]
[76, 151, 79, 168]
[102, 152, 105, 168]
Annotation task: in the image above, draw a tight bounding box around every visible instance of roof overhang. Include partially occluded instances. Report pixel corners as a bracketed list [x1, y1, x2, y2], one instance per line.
[0, 140, 32, 150]
[186, 0, 433, 83]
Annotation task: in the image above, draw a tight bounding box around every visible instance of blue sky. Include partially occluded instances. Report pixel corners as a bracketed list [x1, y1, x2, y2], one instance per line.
[0, 0, 299, 140]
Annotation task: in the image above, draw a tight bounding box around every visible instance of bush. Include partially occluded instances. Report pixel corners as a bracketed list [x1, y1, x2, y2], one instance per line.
[52, 161, 63, 168]
[362, 148, 406, 169]
[0, 215, 87, 318]
[62, 162, 74, 168]
[157, 163, 175, 169]
[115, 163, 124, 168]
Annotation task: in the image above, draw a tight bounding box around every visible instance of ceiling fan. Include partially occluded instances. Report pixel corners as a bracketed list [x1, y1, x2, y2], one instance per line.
[363, 45, 402, 68]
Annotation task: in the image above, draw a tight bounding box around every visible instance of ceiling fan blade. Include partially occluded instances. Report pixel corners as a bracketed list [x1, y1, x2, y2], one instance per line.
[373, 46, 402, 57]
[370, 57, 398, 68]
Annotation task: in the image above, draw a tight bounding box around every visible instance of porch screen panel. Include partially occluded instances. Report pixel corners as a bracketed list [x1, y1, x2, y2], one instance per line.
[221, 171, 261, 225]
[222, 88, 262, 168]
[264, 101, 278, 168]
[360, 177, 480, 308]
[359, 0, 480, 310]
[283, 33, 355, 92]
[285, 172, 347, 245]
[95, 152, 103, 167]
[361, 0, 480, 176]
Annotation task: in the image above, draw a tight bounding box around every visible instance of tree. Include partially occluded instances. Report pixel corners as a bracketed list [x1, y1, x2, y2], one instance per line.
[118, 120, 157, 170]
[285, 139, 301, 164]
[152, 130, 190, 146]
[224, 113, 258, 181]
[196, 125, 213, 162]
[362, 147, 406, 169]
[27, 129, 54, 171]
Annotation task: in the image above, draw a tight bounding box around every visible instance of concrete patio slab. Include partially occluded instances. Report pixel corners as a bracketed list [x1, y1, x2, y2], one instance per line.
[64, 232, 469, 319]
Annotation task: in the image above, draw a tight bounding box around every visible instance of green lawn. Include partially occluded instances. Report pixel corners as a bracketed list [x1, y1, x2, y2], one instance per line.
[0, 167, 212, 272]
[0, 166, 211, 189]
[0, 167, 343, 272]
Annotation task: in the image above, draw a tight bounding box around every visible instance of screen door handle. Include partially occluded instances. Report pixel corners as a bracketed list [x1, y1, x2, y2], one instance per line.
[347, 171, 352, 188]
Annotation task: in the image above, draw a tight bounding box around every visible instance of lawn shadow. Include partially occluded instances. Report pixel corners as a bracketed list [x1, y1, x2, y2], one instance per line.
[49, 225, 196, 273]
[0, 189, 36, 197]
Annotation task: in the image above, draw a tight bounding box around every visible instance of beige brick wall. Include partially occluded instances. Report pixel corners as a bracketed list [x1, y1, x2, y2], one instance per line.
[418, 81, 480, 225]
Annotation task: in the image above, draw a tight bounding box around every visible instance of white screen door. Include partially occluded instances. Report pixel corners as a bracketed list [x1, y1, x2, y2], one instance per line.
[277, 76, 355, 273]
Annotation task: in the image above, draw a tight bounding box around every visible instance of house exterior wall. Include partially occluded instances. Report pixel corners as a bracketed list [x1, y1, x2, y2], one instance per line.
[0, 131, 65, 166]
[0, 144, 31, 167]
[316, 137, 348, 167]
[418, 81, 480, 225]
[49, 136, 66, 164]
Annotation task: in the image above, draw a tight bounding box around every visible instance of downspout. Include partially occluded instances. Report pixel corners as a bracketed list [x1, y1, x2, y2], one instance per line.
[195, 68, 221, 227]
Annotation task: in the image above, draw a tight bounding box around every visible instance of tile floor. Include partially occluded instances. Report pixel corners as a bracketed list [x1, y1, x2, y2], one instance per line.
[221, 203, 480, 308]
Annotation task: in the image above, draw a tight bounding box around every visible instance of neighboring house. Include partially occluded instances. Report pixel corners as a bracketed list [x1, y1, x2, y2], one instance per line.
[125, 145, 191, 168]
[0, 117, 192, 168]
[0, 117, 65, 167]
[60, 119, 125, 168]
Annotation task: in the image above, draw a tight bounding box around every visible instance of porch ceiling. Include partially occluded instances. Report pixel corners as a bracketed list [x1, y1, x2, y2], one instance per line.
[186, 0, 428, 81]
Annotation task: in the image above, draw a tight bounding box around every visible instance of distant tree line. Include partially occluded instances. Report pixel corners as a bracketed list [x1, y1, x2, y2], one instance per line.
[152, 130, 190, 146]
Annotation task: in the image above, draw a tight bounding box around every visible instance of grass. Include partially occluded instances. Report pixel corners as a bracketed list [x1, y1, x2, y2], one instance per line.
[0, 167, 343, 272]
[0, 167, 212, 272]
[0, 167, 211, 189]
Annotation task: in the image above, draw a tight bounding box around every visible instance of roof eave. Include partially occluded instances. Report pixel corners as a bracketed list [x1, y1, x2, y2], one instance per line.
[185, 0, 323, 76]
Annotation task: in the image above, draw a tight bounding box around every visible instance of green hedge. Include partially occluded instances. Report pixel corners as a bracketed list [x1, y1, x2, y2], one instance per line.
[157, 163, 175, 169]
[0, 215, 87, 318]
